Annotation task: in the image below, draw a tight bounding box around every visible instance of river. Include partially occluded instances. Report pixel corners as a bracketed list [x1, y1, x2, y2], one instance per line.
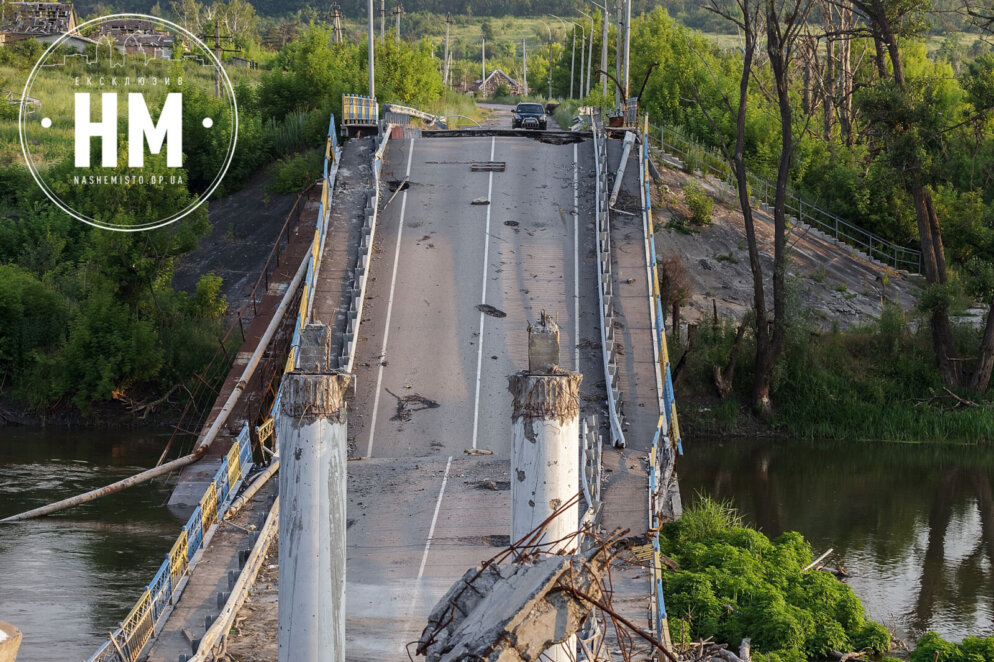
[1, 432, 991, 660]
[679, 437, 994, 644]
[0, 429, 182, 662]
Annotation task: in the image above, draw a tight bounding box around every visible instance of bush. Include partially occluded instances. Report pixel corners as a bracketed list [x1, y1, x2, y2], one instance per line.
[684, 181, 714, 226]
[0, 264, 69, 386]
[912, 633, 994, 662]
[268, 149, 323, 195]
[661, 496, 890, 659]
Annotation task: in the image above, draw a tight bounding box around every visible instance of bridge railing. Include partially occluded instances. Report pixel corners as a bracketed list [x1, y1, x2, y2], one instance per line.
[262, 113, 343, 448]
[639, 117, 684, 650]
[88, 424, 253, 662]
[646, 121, 923, 275]
[87, 115, 344, 662]
[589, 111, 627, 450]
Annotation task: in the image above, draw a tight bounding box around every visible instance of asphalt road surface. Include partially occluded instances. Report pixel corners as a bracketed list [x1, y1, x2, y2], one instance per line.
[345, 133, 605, 659]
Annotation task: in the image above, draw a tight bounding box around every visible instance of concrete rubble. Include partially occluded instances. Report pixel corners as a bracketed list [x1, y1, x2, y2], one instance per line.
[416, 544, 616, 662]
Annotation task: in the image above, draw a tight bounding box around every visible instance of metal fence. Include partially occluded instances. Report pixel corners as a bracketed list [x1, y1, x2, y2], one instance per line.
[259, 113, 342, 451]
[87, 115, 343, 662]
[639, 118, 684, 650]
[589, 113, 627, 450]
[647, 122, 923, 274]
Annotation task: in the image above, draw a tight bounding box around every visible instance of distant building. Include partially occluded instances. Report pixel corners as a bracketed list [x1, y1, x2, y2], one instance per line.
[0, 1, 94, 51]
[97, 18, 175, 59]
[230, 56, 258, 69]
[471, 69, 523, 96]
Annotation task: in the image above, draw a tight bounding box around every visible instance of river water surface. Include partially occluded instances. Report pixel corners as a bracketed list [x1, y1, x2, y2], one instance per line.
[1, 432, 992, 660]
[679, 437, 994, 644]
[0, 429, 182, 662]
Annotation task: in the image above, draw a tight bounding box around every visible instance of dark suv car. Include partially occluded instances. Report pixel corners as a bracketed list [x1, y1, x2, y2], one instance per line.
[511, 102, 547, 130]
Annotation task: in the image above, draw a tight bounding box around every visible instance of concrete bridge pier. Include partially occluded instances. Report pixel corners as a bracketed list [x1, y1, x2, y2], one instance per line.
[508, 312, 583, 662]
[277, 324, 351, 662]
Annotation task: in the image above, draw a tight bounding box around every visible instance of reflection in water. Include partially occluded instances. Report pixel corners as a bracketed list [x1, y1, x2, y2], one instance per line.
[678, 437, 994, 643]
[0, 429, 183, 662]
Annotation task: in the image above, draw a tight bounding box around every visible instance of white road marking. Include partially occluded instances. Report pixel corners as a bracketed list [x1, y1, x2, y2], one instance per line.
[416, 455, 453, 580]
[573, 142, 580, 371]
[366, 140, 416, 458]
[470, 137, 497, 451]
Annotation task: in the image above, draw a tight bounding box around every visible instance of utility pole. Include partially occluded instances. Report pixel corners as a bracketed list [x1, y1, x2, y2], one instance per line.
[330, 3, 343, 44]
[587, 17, 594, 96]
[580, 25, 587, 99]
[508, 313, 581, 662]
[481, 36, 486, 98]
[201, 23, 239, 98]
[368, 0, 375, 97]
[277, 325, 350, 662]
[623, 0, 631, 98]
[615, 0, 622, 106]
[214, 22, 221, 98]
[569, 26, 576, 99]
[379, 0, 384, 43]
[442, 13, 451, 88]
[393, 4, 402, 43]
[523, 38, 528, 96]
[594, 1, 607, 98]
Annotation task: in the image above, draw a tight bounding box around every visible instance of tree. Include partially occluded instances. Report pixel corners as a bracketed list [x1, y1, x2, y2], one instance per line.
[695, 0, 770, 413]
[691, 0, 811, 415]
[220, 0, 258, 47]
[170, 0, 205, 34]
[850, 0, 994, 389]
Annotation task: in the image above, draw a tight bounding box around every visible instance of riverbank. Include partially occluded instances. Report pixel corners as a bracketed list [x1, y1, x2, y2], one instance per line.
[673, 310, 994, 443]
[647, 151, 994, 444]
[678, 437, 994, 644]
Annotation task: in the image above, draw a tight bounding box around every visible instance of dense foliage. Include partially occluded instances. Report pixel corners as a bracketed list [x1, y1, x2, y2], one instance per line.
[661, 498, 891, 662]
[0, 24, 445, 414]
[679, 301, 994, 442]
[913, 632, 994, 662]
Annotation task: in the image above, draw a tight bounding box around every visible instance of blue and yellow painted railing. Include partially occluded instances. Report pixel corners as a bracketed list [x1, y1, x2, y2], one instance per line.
[341, 94, 379, 126]
[88, 423, 253, 662]
[258, 113, 342, 450]
[641, 114, 683, 650]
[87, 114, 342, 662]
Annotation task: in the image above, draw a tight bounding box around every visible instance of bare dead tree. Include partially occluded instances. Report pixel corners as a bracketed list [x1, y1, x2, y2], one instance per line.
[752, 0, 815, 416]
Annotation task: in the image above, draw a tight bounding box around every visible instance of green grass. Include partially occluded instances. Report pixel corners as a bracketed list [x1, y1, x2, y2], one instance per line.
[678, 307, 994, 443]
[0, 58, 260, 166]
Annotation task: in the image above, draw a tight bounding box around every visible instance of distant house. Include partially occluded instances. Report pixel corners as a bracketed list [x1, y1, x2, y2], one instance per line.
[97, 18, 175, 59]
[0, 2, 93, 51]
[471, 69, 523, 96]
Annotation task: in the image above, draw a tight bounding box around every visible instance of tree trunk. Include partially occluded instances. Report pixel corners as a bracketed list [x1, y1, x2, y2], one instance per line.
[870, 2, 963, 386]
[672, 301, 681, 343]
[823, 34, 835, 140]
[753, 0, 798, 419]
[969, 299, 994, 392]
[837, 1, 854, 145]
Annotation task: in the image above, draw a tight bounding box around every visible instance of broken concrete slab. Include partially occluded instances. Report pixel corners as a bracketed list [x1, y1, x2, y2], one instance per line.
[417, 545, 615, 662]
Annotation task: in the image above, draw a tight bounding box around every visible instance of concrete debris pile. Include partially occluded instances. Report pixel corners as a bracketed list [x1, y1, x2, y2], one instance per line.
[416, 543, 617, 662]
